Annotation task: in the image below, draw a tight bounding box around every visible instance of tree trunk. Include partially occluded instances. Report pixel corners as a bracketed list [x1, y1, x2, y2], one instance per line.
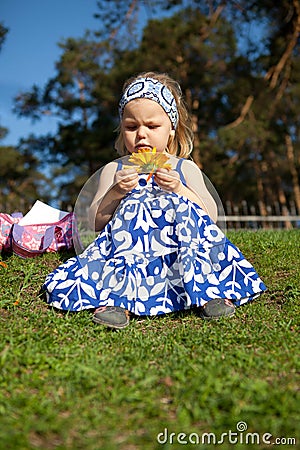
[268, 149, 292, 229]
[285, 134, 300, 212]
[253, 158, 267, 218]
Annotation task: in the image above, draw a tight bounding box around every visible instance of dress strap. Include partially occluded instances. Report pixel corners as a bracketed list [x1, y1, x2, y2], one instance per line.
[175, 158, 187, 186]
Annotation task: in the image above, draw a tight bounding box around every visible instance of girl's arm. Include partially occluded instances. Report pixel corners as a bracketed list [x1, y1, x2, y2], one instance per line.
[181, 160, 218, 221]
[89, 163, 139, 231]
[154, 160, 218, 222]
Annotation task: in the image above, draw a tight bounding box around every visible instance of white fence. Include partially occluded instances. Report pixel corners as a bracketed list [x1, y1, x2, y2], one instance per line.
[224, 200, 300, 229]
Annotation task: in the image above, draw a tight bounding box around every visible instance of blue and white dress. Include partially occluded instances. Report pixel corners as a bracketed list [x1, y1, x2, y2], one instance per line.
[43, 160, 266, 315]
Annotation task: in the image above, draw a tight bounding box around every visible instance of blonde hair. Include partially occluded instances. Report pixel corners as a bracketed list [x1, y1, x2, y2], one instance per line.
[115, 71, 194, 158]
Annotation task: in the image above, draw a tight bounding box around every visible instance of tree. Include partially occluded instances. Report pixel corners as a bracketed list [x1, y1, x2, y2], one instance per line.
[0, 22, 8, 50]
[13, 36, 119, 206]
[0, 22, 9, 137]
[0, 23, 47, 213]
[218, 0, 300, 214]
[13, 4, 240, 204]
[0, 142, 47, 213]
[13, 1, 300, 212]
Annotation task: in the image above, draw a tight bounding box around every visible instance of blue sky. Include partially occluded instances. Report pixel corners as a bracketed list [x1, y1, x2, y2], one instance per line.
[1, 1, 266, 148]
[0, 0, 99, 146]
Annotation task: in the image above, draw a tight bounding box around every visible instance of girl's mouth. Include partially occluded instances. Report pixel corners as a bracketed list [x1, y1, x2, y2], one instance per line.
[135, 145, 152, 151]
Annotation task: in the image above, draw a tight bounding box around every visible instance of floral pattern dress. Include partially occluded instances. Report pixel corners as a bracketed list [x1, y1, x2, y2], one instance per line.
[43, 160, 266, 315]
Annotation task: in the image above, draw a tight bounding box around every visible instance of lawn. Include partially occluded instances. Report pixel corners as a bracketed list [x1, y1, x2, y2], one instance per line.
[0, 230, 299, 450]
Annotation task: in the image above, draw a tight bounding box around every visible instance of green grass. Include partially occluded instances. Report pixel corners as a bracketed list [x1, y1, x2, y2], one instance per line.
[0, 230, 299, 450]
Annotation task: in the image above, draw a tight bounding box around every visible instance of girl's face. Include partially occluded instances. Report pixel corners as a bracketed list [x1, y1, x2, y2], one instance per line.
[122, 98, 175, 154]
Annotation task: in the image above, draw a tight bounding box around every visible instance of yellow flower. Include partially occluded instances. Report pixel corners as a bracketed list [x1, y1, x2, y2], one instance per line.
[128, 148, 171, 180]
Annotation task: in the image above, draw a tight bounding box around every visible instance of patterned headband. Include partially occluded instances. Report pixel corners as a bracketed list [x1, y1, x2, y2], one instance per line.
[119, 77, 179, 129]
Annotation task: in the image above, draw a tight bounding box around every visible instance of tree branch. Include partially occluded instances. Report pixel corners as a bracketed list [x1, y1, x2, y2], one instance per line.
[265, 0, 300, 90]
[223, 95, 254, 129]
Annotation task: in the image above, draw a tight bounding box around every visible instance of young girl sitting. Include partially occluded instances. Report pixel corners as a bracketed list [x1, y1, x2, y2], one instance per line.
[43, 71, 266, 329]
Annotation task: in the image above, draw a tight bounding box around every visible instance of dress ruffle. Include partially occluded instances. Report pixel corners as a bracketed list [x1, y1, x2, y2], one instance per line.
[43, 176, 266, 315]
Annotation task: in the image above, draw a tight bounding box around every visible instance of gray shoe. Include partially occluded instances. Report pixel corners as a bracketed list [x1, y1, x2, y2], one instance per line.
[199, 299, 235, 320]
[93, 306, 130, 329]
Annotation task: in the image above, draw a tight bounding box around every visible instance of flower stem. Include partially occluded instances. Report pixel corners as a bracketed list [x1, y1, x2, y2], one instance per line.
[146, 170, 154, 182]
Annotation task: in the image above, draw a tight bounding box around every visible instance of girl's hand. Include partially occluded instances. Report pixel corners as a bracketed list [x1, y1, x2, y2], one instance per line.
[154, 168, 182, 194]
[114, 168, 139, 197]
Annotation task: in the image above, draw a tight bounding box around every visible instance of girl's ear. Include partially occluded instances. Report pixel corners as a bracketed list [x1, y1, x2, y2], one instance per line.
[170, 129, 175, 137]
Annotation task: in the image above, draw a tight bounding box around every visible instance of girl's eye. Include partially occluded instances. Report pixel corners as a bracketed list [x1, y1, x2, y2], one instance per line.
[125, 126, 137, 131]
[148, 125, 159, 129]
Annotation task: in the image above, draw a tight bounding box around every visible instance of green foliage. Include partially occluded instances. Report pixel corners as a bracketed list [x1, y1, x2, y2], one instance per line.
[0, 231, 299, 449]
[7, 1, 300, 208]
[0, 146, 47, 213]
[0, 22, 9, 51]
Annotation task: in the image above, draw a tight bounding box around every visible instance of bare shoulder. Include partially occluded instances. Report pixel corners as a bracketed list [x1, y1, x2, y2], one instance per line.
[96, 160, 119, 185]
[100, 160, 118, 175]
[181, 159, 202, 170]
[92, 160, 119, 203]
[181, 159, 204, 180]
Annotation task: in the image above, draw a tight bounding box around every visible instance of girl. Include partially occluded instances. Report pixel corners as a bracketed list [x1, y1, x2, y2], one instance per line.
[43, 72, 266, 329]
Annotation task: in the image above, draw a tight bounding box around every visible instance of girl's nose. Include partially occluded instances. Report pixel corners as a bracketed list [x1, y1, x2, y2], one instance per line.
[136, 126, 147, 139]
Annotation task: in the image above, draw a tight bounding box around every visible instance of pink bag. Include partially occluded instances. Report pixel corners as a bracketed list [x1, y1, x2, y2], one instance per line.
[0, 213, 23, 252]
[1, 201, 76, 258]
[11, 213, 75, 258]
